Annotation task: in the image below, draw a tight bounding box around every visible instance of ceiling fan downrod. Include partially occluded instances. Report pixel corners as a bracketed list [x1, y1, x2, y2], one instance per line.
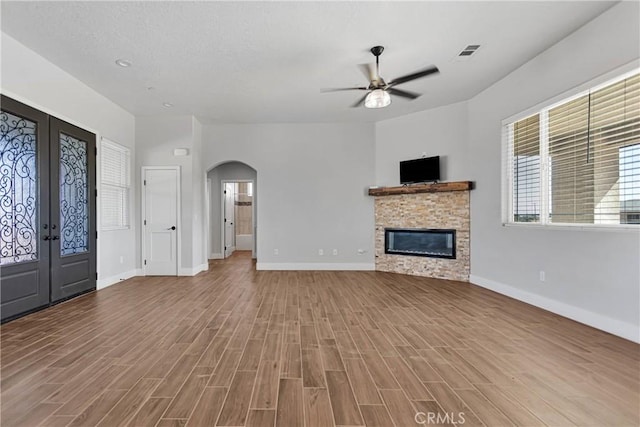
[371, 46, 384, 82]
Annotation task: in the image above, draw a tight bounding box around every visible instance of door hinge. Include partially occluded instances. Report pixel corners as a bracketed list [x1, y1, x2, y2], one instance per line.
[144, 260, 147, 265]
[95, 189, 98, 198]
[224, 190, 226, 194]
[96, 231, 98, 239]
[144, 219, 147, 225]
[224, 218, 227, 223]
[95, 147, 97, 156]
[144, 179, 146, 185]
[224, 246, 227, 250]
[96, 272, 98, 280]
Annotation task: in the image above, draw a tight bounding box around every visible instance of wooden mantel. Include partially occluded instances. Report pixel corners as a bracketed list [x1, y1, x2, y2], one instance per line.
[368, 181, 473, 196]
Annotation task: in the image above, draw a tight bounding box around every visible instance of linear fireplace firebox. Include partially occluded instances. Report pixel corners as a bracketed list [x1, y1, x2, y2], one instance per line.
[384, 228, 456, 259]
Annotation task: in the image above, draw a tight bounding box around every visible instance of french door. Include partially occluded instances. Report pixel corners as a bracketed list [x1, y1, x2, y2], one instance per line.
[1, 96, 96, 322]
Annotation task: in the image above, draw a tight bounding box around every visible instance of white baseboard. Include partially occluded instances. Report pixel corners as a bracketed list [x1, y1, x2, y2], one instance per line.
[256, 262, 375, 271]
[196, 262, 209, 274]
[97, 269, 138, 290]
[209, 253, 223, 260]
[178, 262, 209, 276]
[470, 274, 640, 343]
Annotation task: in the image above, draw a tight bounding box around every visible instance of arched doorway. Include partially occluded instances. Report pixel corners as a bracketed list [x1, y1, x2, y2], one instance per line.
[205, 161, 257, 260]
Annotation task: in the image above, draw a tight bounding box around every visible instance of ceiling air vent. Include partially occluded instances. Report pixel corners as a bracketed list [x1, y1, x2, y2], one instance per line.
[457, 45, 481, 61]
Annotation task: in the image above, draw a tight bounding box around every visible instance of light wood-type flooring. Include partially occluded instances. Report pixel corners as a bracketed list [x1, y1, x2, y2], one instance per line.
[1, 251, 639, 426]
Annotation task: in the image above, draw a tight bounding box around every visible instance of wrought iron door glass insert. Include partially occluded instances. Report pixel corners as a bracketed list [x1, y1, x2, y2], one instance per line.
[385, 228, 456, 259]
[0, 111, 37, 265]
[59, 133, 88, 256]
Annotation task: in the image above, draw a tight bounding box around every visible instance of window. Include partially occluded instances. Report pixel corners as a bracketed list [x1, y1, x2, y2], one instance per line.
[101, 139, 130, 229]
[505, 70, 640, 227]
[620, 144, 640, 224]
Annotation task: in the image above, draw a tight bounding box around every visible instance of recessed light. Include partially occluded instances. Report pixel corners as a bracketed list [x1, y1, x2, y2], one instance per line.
[163, 102, 173, 108]
[115, 59, 132, 67]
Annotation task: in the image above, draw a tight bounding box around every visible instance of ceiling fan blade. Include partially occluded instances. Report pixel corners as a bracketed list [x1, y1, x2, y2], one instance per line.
[321, 87, 368, 93]
[388, 88, 421, 100]
[388, 66, 439, 87]
[351, 93, 369, 108]
[358, 63, 377, 83]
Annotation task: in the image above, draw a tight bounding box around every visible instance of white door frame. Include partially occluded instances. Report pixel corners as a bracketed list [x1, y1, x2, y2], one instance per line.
[141, 166, 181, 276]
[223, 181, 235, 258]
[221, 179, 254, 258]
[205, 177, 212, 260]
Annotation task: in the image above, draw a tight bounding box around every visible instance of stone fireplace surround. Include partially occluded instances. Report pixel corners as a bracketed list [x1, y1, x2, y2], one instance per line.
[369, 182, 471, 282]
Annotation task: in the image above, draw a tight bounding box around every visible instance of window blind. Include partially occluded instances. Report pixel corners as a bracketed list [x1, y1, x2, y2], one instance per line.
[101, 139, 130, 229]
[511, 114, 541, 223]
[505, 70, 640, 227]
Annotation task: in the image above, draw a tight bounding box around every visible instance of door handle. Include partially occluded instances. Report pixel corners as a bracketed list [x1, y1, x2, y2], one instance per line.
[52, 236, 60, 240]
[168, 226, 176, 230]
[43, 235, 51, 241]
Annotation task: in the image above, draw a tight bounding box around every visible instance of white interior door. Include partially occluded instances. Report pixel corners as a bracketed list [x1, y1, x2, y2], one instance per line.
[144, 168, 179, 275]
[224, 182, 235, 258]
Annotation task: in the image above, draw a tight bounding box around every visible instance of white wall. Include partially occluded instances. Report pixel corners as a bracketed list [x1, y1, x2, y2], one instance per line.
[191, 117, 206, 271]
[375, 101, 469, 186]
[0, 33, 137, 289]
[135, 116, 192, 272]
[135, 115, 205, 274]
[466, 2, 640, 341]
[207, 162, 257, 258]
[202, 123, 376, 269]
[372, 3, 640, 341]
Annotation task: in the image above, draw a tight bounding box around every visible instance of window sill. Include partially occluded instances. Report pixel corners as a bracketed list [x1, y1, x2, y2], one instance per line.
[101, 226, 131, 232]
[502, 222, 640, 233]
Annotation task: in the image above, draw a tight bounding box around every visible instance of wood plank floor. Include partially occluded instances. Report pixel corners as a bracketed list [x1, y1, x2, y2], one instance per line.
[1, 251, 638, 426]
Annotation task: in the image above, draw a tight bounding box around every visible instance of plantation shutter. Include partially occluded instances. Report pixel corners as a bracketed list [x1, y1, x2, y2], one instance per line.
[101, 139, 130, 229]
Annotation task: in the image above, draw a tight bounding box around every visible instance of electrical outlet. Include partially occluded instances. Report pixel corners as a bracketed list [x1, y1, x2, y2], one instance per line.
[274, 248, 279, 255]
[318, 249, 324, 256]
[332, 249, 338, 256]
[539, 270, 546, 282]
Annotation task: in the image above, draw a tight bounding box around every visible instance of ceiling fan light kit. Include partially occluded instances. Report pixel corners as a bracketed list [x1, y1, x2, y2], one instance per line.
[364, 89, 391, 108]
[322, 45, 439, 109]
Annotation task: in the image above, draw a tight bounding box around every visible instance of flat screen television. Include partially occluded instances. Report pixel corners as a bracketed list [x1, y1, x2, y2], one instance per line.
[400, 156, 440, 184]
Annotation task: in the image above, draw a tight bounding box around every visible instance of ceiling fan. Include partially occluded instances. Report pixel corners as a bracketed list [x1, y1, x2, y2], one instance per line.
[322, 46, 439, 109]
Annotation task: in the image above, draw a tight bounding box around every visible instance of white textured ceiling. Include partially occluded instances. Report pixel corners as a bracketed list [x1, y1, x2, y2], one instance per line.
[1, 1, 615, 123]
